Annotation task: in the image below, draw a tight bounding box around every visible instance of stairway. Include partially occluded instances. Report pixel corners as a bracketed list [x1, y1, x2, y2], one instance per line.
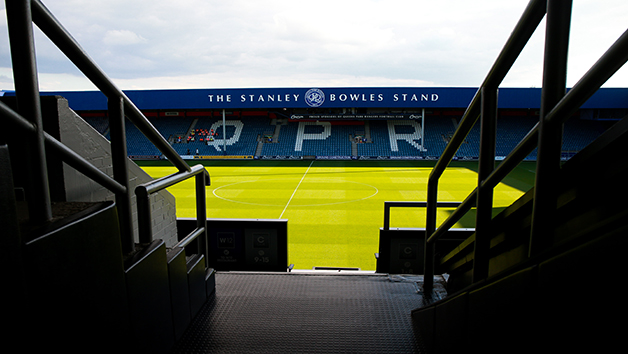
[255, 134, 264, 156]
[170, 272, 447, 353]
[1, 98, 216, 353]
[7, 194, 216, 353]
[412, 117, 628, 353]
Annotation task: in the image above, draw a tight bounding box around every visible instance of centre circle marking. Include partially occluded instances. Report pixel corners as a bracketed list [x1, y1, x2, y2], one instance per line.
[212, 179, 379, 207]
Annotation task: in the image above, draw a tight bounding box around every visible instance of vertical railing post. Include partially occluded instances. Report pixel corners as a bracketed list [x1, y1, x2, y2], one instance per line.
[421, 108, 425, 157]
[5, 0, 52, 225]
[108, 96, 135, 254]
[383, 204, 391, 231]
[222, 109, 227, 155]
[195, 171, 209, 264]
[530, 0, 572, 257]
[423, 181, 438, 295]
[473, 87, 498, 282]
[136, 186, 152, 245]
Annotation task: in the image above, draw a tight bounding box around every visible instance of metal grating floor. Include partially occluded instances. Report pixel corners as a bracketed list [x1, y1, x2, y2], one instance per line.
[170, 272, 445, 354]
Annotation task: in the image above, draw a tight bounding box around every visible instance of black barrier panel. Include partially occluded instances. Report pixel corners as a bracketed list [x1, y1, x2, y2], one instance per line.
[377, 228, 474, 274]
[377, 229, 424, 274]
[177, 218, 288, 272]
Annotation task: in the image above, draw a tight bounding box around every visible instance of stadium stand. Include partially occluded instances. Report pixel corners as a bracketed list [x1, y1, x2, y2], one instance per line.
[496, 114, 539, 159]
[261, 121, 354, 158]
[562, 115, 615, 152]
[422, 114, 457, 158]
[295, 122, 353, 157]
[261, 120, 299, 157]
[66, 94, 615, 162]
[124, 118, 161, 157]
[356, 121, 390, 157]
[105, 113, 611, 160]
[82, 114, 109, 136]
[150, 115, 196, 144]
[187, 115, 269, 156]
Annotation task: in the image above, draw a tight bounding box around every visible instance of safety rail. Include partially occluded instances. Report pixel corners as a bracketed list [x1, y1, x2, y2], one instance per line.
[29, 0, 188, 171]
[383, 201, 462, 231]
[423, 0, 628, 295]
[136, 165, 210, 261]
[4, 0, 209, 256]
[0, 101, 128, 197]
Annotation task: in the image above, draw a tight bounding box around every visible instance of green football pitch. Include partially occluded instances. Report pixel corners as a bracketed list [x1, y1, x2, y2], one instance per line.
[139, 160, 536, 271]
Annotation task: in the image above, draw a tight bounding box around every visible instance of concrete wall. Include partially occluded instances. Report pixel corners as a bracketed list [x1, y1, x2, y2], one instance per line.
[56, 97, 179, 247]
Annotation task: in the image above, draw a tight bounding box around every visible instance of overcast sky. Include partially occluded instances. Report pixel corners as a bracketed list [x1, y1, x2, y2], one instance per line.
[1, 0, 626, 91]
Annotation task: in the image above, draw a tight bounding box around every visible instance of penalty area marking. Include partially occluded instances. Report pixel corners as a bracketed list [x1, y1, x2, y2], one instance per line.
[280, 160, 313, 219]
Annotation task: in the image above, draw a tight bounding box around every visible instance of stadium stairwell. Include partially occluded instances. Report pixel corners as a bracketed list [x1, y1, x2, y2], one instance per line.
[413, 0, 628, 352]
[3, 0, 628, 353]
[1, 68, 216, 354]
[2, 1, 215, 352]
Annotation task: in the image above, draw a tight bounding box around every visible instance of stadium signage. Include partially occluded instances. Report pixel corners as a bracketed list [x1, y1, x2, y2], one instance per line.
[33, 88, 628, 112]
[289, 114, 419, 120]
[208, 93, 302, 103]
[213, 90, 440, 106]
[326, 92, 438, 103]
[202, 87, 463, 109]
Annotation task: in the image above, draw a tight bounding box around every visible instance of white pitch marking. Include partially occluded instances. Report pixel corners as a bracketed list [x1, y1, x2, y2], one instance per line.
[280, 160, 314, 219]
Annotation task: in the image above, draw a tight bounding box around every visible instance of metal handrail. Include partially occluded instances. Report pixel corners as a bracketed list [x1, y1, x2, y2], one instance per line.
[426, 0, 547, 189]
[424, 0, 548, 294]
[136, 165, 210, 261]
[4, 0, 211, 257]
[383, 201, 461, 231]
[0, 101, 126, 195]
[425, 0, 547, 239]
[30, 0, 190, 173]
[423, 0, 628, 295]
[5, 0, 52, 224]
[427, 26, 628, 256]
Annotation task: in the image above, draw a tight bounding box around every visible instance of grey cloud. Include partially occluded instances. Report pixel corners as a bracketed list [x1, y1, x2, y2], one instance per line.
[1, 0, 627, 90]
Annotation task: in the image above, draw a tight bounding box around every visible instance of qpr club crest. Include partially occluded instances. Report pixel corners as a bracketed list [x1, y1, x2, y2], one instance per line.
[305, 88, 325, 107]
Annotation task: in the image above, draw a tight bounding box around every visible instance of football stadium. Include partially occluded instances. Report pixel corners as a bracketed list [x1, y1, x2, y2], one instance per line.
[2, 1, 628, 353]
[13, 86, 622, 272]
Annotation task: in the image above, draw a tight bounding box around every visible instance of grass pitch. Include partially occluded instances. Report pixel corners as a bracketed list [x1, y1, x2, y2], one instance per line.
[140, 160, 535, 271]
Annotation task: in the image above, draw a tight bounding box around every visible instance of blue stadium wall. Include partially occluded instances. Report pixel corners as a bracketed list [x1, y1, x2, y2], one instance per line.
[6, 87, 626, 111]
